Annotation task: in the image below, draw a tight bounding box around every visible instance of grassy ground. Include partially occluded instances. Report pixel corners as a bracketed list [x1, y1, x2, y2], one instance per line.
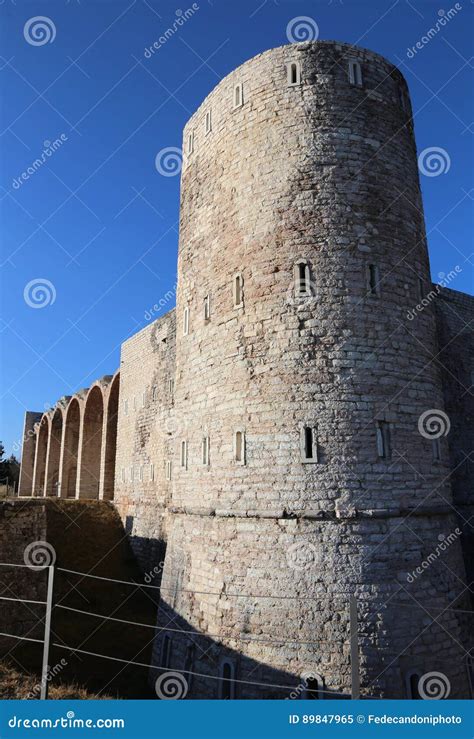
[0, 661, 109, 699]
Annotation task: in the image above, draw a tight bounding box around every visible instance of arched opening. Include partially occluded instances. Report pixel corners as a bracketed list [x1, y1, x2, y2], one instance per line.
[78, 386, 104, 499]
[33, 416, 49, 496]
[62, 399, 81, 499]
[103, 373, 120, 501]
[46, 409, 63, 496]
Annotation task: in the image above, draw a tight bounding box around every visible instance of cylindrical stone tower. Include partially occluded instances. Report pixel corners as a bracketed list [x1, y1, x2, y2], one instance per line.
[154, 42, 471, 699]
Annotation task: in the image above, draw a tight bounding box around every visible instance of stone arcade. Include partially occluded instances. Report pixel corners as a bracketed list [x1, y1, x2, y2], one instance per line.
[18, 42, 473, 698]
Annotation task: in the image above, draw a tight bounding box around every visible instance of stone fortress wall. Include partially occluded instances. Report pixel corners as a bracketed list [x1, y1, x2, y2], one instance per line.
[18, 41, 473, 699]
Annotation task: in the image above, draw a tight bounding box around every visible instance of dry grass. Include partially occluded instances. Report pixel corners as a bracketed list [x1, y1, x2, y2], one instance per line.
[0, 661, 111, 699]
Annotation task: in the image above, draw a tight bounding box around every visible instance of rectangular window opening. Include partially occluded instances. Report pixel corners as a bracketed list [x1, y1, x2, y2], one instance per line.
[205, 110, 212, 134]
[187, 131, 194, 155]
[234, 430, 245, 465]
[233, 83, 243, 109]
[202, 436, 210, 466]
[349, 60, 363, 87]
[180, 441, 188, 470]
[166, 460, 172, 480]
[183, 306, 189, 336]
[204, 294, 211, 321]
[233, 273, 243, 308]
[368, 264, 380, 296]
[376, 421, 391, 459]
[432, 438, 441, 462]
[301, 426, 318, 463]
[287, 61, 301, 86]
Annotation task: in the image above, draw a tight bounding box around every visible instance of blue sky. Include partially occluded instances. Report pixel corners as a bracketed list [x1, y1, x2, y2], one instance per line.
[0, 0, 472, 456]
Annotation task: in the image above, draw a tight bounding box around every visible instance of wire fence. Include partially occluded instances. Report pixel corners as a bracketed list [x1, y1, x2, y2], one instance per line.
[0, 560, 472, 700]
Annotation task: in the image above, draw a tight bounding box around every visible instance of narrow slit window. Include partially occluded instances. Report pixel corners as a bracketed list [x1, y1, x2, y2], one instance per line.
[150, 463, 154, 481]
[139, 465, 143, 482]
[234, 430, 245, 465]
[219, 661, 236, 699]
[348, 60, 363, 87]
[432, 438, 441, 461]
[406, 672, 422, 699]
[400, 88, 409, 114]
[187, 131, 194, 155]
[233, 83, 243, 109]
[233, 273, 244, 308]
[166, 460, 172, 480]
[133, 396, 137, 411]
[303, 676, 320, 699]
[205, 109, 212, 134]
[180, 440, 188, 470]
[202, 436, 210, 466]
[141, 391, 146, 408]
[418, 277, 424, 301]
[121, 467, 125, 483]
[183, 306, 189, 336]
[295, 260, 311, 296]
[287, 61, 301, 86]
[301, 426, 318, 463]
[161, 635, 171, 669]
[123, 400, 128, 416]
[168, 378, 174, 396]
[204, 294, 211, 321]
[368, 264, 380, 296]
[152, 386, 157, 402]
[184, 644, 195, 689]
[130, 466, 134, 482]
[376, 421, 391, 459]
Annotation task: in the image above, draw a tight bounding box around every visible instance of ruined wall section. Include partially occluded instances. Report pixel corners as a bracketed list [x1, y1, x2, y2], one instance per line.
[114, 310, 176, 573]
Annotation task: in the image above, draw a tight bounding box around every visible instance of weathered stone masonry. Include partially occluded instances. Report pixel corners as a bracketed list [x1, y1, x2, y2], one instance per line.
[19, 41, 473, 698]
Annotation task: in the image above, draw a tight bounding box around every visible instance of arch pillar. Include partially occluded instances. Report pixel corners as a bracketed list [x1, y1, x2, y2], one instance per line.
[45, 409, 64, 496]
[77, 386, 104, 499]
[60, 398, 82, 498]
[100, 373, 119, 501]
[31, 416, 49, 496]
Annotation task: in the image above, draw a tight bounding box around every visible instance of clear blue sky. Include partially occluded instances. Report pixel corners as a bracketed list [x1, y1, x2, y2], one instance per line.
[1, 0, 473, 456]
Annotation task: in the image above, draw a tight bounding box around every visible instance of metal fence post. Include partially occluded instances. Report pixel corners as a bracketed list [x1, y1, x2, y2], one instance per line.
[350, 595, 360, 699]
[40, 565, 55, 700]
